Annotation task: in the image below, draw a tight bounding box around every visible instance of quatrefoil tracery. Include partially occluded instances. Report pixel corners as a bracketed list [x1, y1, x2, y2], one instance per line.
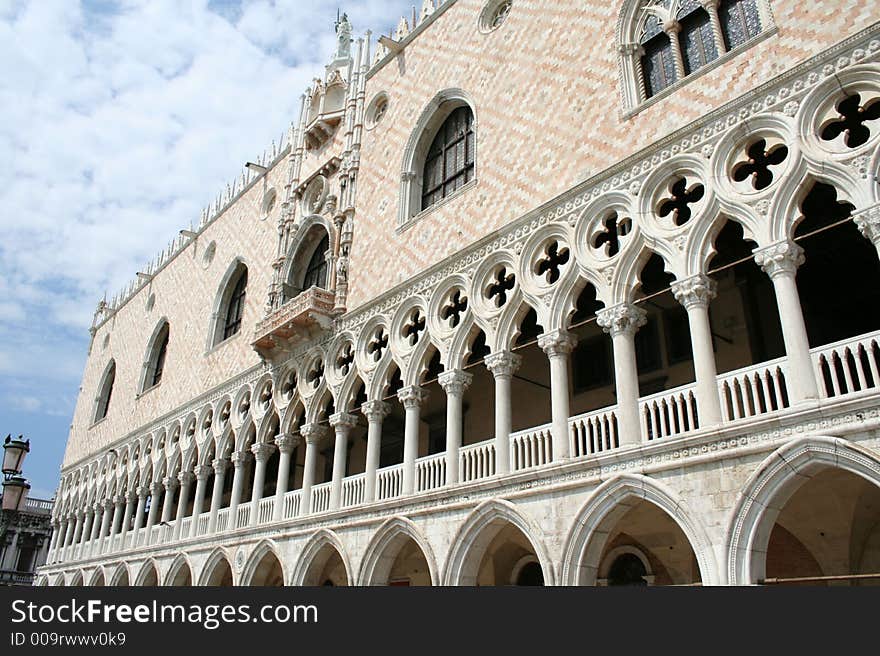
[732, 138, 789, 190]
[821, 92, 880, 149]
[658, 177, 705, 227]
[336, 343, 355, 375]
[307, 359, 324, 389]
[367, 328, 389, 362]
[403, 310, 426, 346]
[591, 212, 632, 258]
[535, 240, 570, 285]
[486, 267, 516, 308]
[441, 290, 468, 328]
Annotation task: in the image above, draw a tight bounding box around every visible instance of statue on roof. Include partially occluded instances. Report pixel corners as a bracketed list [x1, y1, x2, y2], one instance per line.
[335, 11, 352, 60]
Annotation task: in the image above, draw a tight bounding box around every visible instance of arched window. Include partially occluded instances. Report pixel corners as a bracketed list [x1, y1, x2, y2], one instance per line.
[223, 267, 248, 341]
[94, 360, 116, 423]
[719, 0, 762, 51]
[621, 0, 770, 109]
[302, 234, 329, 290]
[142, 322, 170, 392]
[421, 106, 475, 212]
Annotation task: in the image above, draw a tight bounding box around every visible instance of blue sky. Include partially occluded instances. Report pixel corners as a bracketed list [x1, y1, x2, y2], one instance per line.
[0, 0, 415, 499]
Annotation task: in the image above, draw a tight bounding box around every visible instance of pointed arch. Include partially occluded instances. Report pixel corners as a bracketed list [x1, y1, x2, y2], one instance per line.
[108, 563, 130, 586]
[358, 516, 439, 586]
[133, 559, 159, 586]
[284, 218, 333, 299]
[197, 547, 235, 586]
[68, 570, 84, 586]
[560, 473, 718, 586]
[443, 499, 555, 586]
[140, 318, 170, 393]
[290, 529, 354, 586]
[93, 359, 117, 423]
[164, 553, 193, 586]
[726, 435, 880, 585]
[240, 539, 285, 586]
[209, 258, 249, 348]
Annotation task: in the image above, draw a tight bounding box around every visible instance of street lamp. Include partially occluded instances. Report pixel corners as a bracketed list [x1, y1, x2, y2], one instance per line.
[1, 476, 30, 511]
[3, 434, 30, 478]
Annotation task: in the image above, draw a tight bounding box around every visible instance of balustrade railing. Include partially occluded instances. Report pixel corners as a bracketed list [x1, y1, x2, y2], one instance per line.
[640, 383, 699, 441]
[813, 330, 880, 399]
[415, 453, 446, 492]
[236, 505, 250, 530]
[216, 508, 230, 533]
[569, 407, 619, 458]
[283, 490, 302, 519]
[511, 424, 553, 471]
[311, 482, 332, 514]
[459, 440, 495, 483]
[718, 358, 789, 421]
[342, 474, 366, 508]
[376, 463, 404, 501]
[258, 497, 275, 524]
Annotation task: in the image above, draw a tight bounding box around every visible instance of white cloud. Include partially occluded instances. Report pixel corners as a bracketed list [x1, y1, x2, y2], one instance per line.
[0, 0, 417, 488]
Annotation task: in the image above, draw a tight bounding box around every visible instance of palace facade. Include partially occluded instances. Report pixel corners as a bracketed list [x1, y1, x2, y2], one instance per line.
[38, 0, 880, 586]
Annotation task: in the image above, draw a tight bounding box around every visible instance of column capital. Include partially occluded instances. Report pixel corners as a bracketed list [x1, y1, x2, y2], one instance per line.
[299, 423, 329, 445]
[671, 273, 717, 310]
[397, 385, 429, 409]
[211, 458, 229, 475]
[149, 481, 163, 495]
[854, 205, 880, 245]
[112, 494, 125, 505]
[485, 351, 522, 378]
[438, 370, 473, 396]
[662, 18, 681, 34]
[754, 240, 804, 279]
[92, 501, 103, 513]
[329, 412, 359, 430]
[177, 471, 195, 486]
[193, 464, 213, 481]
[103, 497, 115, 510]
[83, 506, 95, 517]
[361, 400, 391, 422]
[250, 442, 276, 462]
[537, 329, 578, 358]
[162, 476, 179, 491]
[701, 0, 720, 8]
[597, 303, 647, 338]
[230, 450, 253, 467]
[274, 433, 301, 453]
[135, 486, 149, 498]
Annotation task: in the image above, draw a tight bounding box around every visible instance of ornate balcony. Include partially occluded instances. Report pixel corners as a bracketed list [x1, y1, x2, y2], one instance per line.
[252, 287, 337, 358]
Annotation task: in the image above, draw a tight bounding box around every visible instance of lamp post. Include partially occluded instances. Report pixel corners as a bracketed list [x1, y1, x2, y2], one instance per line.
[3, 435, 30, 478]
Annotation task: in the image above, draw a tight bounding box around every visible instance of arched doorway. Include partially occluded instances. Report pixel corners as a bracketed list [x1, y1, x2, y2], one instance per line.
[473, 523, 545, 586]
[138, 562, 159, 587]
[360, 519, 436, 586]
[166, 559, 192, 586]
[201, 555, 234, 587]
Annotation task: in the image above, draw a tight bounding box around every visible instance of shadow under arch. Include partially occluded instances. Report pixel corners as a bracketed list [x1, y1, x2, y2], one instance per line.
[357, 517, 438, 586]
[560, 473, 717, 586]
[726, 435, 880, 585]
[443, 499, 555, 586]
[290, 529, 354, 586]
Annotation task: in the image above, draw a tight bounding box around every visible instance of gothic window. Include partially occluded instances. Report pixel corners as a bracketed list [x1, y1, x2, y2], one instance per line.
[302, 235, 330, 290]
[222, 265, 248, 342]
[640, 17, 677, 99]
[143, 322, 170, 391]
[94, 360, 116, 423]
[719, 0, 762, 51]
[421, 106, 475, 212]
[678, 4, 718, 75]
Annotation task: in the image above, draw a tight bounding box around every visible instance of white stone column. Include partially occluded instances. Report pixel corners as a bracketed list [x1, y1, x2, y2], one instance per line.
[46, 521, 60, 563]
[172, 472, 194, 541]
[485, 352, 522, 476]
[208, 458, 228, 533]
[273, 434, 299, 521]
[227, 451, 251, 530]
[106, 497, 123, 553]
[87, 503, 102, 556]
[663, 19, 686, 80]
[189, 465, 212, 537]
[248, 443, 275, 526]
[119, 492, 135, 548]
[538, 330, 578, 461]
[398, 386, 428, 496]
[438, 370, 472, 486]
[361, 400, 390, 502]
[702, 0, 726, 54]
[597, 303, 647, 446]
[672, 274, 723, 427]
[754, 240, 819, 402]
[97, 499, 113, 552]
[129, 487, 148, 547]
[299, 423, 328, 515]
[854, 206, 880, 260]
[79, 508, 94, 553]
[145, 482, 161, 544]
[329, 413, 358, 510]
[160, 477, 177, 524]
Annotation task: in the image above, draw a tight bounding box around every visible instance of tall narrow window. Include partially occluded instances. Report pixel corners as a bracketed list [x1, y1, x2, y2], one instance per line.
[421, 106, 475, 211]
[719, 0, 761, 51]
[152, 331, 168, 386]
[640, 16, 677, 99]
[679, 4, 718, 75]
[223, 268, 248, 340]
[143, 322, 170, 391]
[95, 360, 116, 423]
[302, 235, 329, 290]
